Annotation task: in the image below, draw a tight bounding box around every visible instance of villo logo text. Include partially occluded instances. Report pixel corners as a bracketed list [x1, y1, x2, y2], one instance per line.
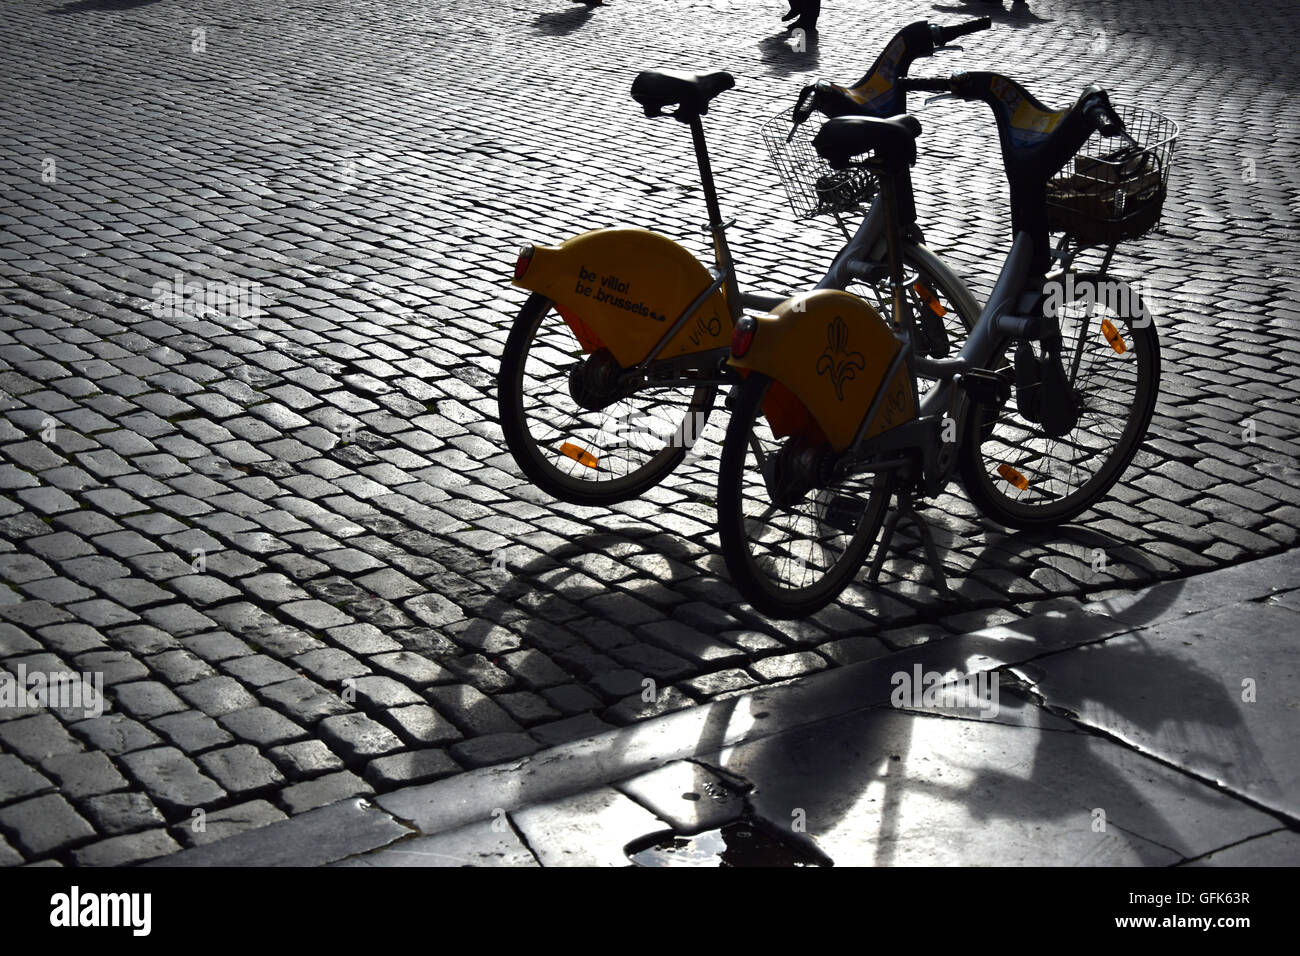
[50, 886, 151, 936]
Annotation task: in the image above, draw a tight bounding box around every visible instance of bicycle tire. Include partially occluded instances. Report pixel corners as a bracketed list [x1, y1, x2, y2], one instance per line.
[958, 273, 1160, 529]
[497, 293, 717, 505]
[717, 371, 891, 618]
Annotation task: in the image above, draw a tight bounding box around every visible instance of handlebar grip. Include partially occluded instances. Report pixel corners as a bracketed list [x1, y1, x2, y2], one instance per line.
[1086, 98, 1126, 137]
[939, 17, 991, 43]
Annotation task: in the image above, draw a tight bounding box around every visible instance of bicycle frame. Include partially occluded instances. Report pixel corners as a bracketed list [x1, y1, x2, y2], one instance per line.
[514, 107, 974, 404]
[514, 16, 999, 396]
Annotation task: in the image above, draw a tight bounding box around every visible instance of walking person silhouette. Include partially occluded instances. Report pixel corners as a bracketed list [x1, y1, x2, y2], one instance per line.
[781, 0, 820, 34]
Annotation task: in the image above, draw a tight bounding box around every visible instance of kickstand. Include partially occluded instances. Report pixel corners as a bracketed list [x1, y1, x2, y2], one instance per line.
[866, 489, 953, 598]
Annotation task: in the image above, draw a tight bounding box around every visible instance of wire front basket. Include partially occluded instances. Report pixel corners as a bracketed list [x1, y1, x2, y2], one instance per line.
[762, 107, 878, 219]
[1046, 105, 1178, 245]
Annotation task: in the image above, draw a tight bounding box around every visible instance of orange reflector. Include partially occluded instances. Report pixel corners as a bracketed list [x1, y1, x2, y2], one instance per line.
[997, 464, 1029, 490]
[560, 442, 598, 469]
[913, 281, 948, 317]
[1101, 319, 1126, 354]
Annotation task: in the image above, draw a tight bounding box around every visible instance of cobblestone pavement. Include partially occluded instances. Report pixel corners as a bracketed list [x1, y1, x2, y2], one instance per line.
[0, 0, 1297, 865]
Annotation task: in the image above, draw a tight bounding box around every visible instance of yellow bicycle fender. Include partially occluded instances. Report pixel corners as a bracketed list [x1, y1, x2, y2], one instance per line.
[513, 227, 731, 368]
[728, 290, 914, 451]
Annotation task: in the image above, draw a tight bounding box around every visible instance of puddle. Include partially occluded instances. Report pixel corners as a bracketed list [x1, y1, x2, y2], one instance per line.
[627, 819, 830, 867]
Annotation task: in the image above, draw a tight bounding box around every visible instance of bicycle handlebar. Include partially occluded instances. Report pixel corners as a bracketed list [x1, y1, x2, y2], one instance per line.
[1085, 96, 1126, 137]
[795, 18, 992, 123]
[937, 16, 991, 45]
[899, 73, 1130, 140]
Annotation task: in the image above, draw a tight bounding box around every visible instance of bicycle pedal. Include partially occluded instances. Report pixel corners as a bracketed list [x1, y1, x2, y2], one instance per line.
[1013, 340, 1043, 423]
[1037, 356, 1081, 438]
[915, 293, 950, 358]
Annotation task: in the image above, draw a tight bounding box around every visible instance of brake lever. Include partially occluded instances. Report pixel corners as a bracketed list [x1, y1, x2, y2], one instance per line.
[931, 43, 964, 53]
[924, 93, 959, 106]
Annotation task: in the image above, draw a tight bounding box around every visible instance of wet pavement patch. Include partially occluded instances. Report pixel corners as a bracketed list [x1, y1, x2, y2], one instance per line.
[626, 818, 831, 867]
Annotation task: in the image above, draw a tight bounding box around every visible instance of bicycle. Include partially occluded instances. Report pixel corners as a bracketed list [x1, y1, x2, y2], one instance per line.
[497, 18, 991, 507]
[717, 70, 1177, 616]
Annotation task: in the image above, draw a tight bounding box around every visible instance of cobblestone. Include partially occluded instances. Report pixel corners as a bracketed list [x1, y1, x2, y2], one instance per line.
[81, 791, 167, 836]
[71, 829, 180, 867]
[268, 740, 346, 782]
[363, 750, 460, 788]
[278, 771, 372, 816]
[317, 713, 405, 762]
[0, 794, 95, 858]
[118, 748, 226, 814]
[40, 751, 128, 799]
[197, 745, 286, 797]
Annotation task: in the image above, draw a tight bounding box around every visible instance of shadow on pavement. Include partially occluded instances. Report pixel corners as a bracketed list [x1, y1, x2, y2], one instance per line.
[695, 549, 1273, 864]
[48, 0, 162, 12]
[757, 29, 822, 76]
[930, 0, 1050, 28]
[533, 5, 598, 37]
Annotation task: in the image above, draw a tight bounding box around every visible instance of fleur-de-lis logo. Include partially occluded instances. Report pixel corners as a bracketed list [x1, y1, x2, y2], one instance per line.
[816, 316, 866, 400]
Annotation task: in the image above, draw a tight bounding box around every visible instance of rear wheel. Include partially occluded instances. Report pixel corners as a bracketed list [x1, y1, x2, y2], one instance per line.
[497, 293, 717, 505]
[958, 273, 1160, 529]
[717, 372, 891, 618]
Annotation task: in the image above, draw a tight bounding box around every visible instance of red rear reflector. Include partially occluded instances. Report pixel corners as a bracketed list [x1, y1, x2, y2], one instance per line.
[514, 244, 534, 281]
[732, 316, 757, 358]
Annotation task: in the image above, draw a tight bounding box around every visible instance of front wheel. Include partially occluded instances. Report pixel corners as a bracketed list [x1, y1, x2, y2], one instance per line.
[958, 273, 1161, 529]
[717, 372, 891, 618]
[497, 293, 717, 505]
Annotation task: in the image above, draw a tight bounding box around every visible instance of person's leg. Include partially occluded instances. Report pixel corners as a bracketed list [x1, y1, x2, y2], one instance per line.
[793, 0, 819, 31]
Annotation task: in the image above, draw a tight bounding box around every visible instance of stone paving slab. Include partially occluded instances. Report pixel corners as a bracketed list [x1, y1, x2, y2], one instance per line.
[333, 818, 539, 868]
[1183, 830, 1300, 867]
[1017, 601, 1300, 821]
[511, 786, 669, 867]
[1, 0, 1299, 863]
[148, 796, 407, 867]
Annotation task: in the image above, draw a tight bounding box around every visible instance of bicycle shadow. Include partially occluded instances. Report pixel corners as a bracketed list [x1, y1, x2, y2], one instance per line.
[706, 558, 1276, 864]
[876, 499, 1170, 610]
[414, 489, 1269, 864]
[48, 0, 162, 11]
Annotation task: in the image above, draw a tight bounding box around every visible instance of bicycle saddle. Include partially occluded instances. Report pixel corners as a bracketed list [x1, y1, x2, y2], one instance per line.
[814, 114, 922, 171]
[631, 70, 735, 119]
